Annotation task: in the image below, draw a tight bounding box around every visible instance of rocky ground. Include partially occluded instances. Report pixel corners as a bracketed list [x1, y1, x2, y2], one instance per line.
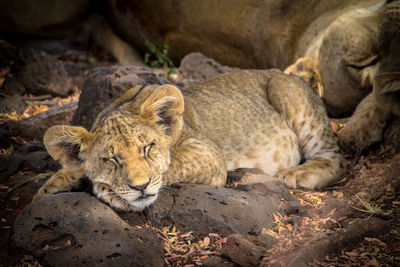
[0, 41, 399, 266]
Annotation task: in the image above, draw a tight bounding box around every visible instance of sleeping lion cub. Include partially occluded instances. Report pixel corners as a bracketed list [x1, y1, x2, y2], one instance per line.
[33, 70, 345, 211]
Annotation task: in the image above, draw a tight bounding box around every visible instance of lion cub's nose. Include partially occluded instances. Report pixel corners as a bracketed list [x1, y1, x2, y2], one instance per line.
[128, 181, 150, 192]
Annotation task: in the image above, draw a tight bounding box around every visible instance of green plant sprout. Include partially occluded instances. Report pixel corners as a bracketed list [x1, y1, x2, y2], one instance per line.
[144, 40, 176, 79]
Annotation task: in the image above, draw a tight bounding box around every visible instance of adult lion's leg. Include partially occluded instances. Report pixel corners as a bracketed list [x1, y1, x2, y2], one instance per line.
[33, 169, 85, 201]
[162, 135, 227, 187]
[267, 74, 346, 189]
[339, 92, 392, 153]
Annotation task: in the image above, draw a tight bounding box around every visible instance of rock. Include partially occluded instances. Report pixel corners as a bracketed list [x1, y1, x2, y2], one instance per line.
[0, 94, 27, 113]
[13, 192, 164, 267]
[215, 231, 276, 267]
[234, 177, 301, 216]
[23, 151, 58, 173]
[0, 0, 91, 36]
[105, 0, 379, 69]
[220, 234, 264, 267]
[0, 152, 22, 183]
[146, 182, 298, 236]
[319, 197, 355, 220]
[16, 140, 46, 153]
[246, 233, 277, 250]
[227, 167, 266, 183]
[64, 62, 93, 77]
[0, 128, 11, 150]
[0, 141, 60, 182]
[268, 217, 390, 267]
[71, 66, 169, 129]
[178, 52, 237, 85]
[11, 180, 295, 266]
[1, 49, 73, 96]
[2, 101, 77, 140]
[0, 40, 18, 68]
[201, 256, 236, 267]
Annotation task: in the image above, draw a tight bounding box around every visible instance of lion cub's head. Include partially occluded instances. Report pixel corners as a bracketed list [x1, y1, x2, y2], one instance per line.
[43, 85, 184, 211]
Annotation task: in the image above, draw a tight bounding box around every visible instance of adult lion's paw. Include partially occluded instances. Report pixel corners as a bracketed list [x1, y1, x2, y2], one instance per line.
[338, 121, 383, 154]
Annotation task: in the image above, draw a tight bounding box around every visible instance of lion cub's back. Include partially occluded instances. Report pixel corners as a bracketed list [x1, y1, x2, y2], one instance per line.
[183, 70, 301, 174]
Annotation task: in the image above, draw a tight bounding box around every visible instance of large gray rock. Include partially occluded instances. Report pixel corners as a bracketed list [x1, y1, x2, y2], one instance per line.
[0, 141, 60, 182]
[0, 94, 27, 114]
[105, 0, 380, 69]
[146, 180, 299, 236]
[220, 234, 265, 267]
[13, 192, 164, 267]
[72, 66, 169, 129]
[178, 52, 237, 85]
[13, 178, 298, 265]
[1, 101, 77, 140]
[1, 49, 73, 96]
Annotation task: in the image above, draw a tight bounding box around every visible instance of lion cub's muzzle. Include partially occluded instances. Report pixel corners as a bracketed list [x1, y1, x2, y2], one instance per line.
[127, 180, 155, 199]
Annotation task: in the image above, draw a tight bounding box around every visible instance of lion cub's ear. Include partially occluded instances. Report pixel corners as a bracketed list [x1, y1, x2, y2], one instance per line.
[140, 85, 184, 138]
[44, 125, 93, 169]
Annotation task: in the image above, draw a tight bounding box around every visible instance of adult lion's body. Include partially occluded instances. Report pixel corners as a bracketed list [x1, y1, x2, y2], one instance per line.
[285, 0, 400, 153]
[34, 70, 345, 211]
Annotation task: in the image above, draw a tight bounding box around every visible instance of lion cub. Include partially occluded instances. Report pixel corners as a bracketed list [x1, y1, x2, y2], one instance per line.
[34, 70, 345, 211]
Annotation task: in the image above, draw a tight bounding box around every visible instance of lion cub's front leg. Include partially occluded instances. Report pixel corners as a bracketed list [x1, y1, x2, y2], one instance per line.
[33, 169, 85, 201]
[268, 74, 346, 189]
[163, 132, 227, 187]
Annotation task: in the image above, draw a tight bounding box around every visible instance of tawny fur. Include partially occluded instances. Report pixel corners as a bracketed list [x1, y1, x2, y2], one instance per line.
[34, 70, 346, 211]
[285, 0, 400, 153]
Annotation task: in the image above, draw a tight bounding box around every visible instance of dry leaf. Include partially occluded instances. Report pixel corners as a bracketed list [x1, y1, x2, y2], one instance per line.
[0, 184, 9, 190]
[9, 195, 19, 201]
[202, 237, 210, 247]
[215, 237, 227, 244]
[208, 233, 219, 238]
[364, 237, 386, 246]
[345, 251, 358, 257]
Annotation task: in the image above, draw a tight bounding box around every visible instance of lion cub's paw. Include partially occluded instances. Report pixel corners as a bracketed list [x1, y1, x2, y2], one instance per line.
[276, 169, 324, 190]
[338, 122, 383, 153]
[32, 185, 56, 202]
[276, 160, 340, 190]
[32, 171, 77, 202]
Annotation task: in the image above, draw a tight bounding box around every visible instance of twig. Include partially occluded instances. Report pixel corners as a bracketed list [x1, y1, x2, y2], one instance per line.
[7, 172, 53, 197]
[24, 95, 52, 101]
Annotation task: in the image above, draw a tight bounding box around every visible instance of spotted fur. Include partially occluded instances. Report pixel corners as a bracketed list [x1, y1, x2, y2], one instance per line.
[34, 70, 345, 211]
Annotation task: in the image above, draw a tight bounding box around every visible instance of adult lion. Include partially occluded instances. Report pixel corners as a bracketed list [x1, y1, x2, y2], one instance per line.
[285, 0, 400, 152]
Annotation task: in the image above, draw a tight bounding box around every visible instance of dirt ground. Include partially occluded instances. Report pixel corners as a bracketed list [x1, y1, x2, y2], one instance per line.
[0, 48, 399, 266]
